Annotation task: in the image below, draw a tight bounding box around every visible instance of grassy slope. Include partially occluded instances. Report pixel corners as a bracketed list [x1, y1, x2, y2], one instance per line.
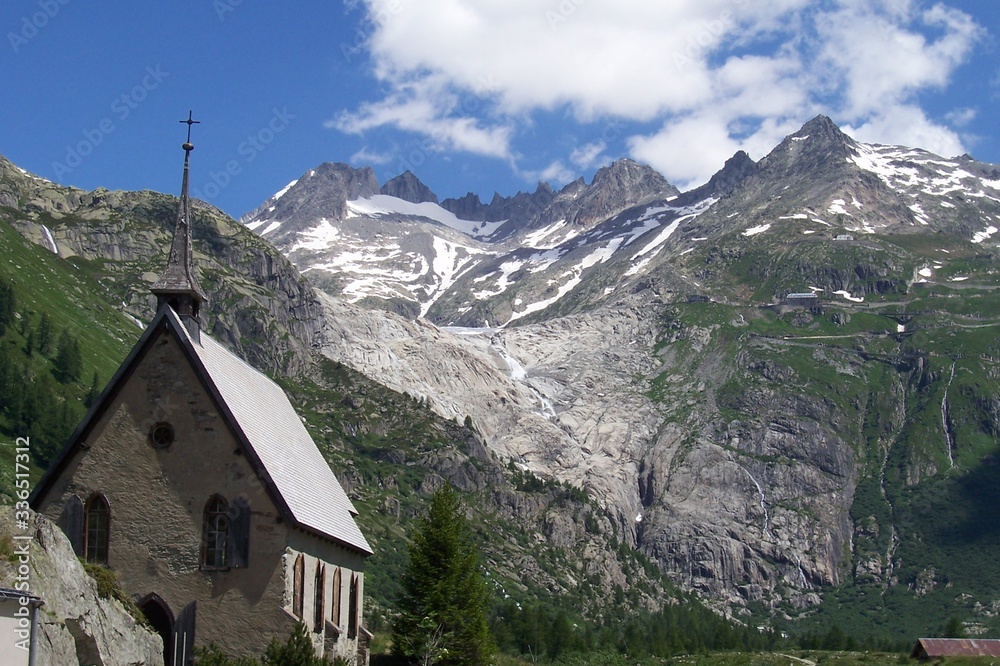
[0, 215, 136, 497]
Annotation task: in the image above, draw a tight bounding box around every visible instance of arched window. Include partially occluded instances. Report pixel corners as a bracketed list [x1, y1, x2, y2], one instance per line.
[201, 495, 229, 568]
[293, 554, 305, 618]
[331, 567, 342, 627]
[314, 563, 325, 631]
[84, 494, 110, 565]
[348, 574, 359, 639]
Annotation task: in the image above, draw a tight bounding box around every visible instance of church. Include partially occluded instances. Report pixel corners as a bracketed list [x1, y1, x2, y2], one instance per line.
[29, 119, 373, 666]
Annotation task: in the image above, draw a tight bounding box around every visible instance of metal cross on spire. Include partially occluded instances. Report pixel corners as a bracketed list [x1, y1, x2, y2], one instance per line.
[179, 110, 200, 150]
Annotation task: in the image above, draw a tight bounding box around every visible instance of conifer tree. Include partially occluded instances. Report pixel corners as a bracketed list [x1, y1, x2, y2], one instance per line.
[37, 312, 52, 356]
[54, 330, 82, 383]
[0, 278, 14, 335]
[84, 371, 100, 408]
[393, 484, 496, 666]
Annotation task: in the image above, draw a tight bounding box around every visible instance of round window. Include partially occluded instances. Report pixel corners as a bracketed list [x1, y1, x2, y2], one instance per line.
[150, 422, 175, 449]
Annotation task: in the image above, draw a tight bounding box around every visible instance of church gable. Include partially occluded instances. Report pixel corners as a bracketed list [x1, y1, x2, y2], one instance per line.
[33, 307, 370, 556]
[33, 317, 286, 577]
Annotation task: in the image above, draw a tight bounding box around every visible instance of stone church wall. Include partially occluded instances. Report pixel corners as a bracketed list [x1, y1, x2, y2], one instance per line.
[37, 326, 298, 657]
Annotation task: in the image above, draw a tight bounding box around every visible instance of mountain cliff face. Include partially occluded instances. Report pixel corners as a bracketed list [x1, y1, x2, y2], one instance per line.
[0, 155, 323, 373]
[4, 114, 1000, 638]
[243, 115, 1000, 632]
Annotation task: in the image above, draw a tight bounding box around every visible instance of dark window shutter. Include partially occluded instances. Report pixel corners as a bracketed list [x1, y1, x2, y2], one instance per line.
[58, 495, 84, 556]
[171, 601, 196, 666]
[226, 496, 250, 568]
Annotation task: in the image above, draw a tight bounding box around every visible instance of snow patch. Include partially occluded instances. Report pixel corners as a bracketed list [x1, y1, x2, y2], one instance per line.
[273, 179, 298, 201]
[743, 223, 771, 236]
[828, 199, 851, 216]
[972, 226, 998, 244]
[347, 195, 502, 239]
[289, 218, 340, 250]
[833, 290, 864, 303]
[506, 241, 621, 325]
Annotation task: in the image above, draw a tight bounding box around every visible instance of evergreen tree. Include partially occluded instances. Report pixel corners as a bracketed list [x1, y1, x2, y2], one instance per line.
[943, 616, 967, 639]
[0, 278, 14, 335]
[262, 622, 329, 665]
[84, 371, 100, 408]
[37, 312, 52, 356]
[393, 484, 496, 666]
[54, 329, 82, 383]
[24, 328, 34, 357]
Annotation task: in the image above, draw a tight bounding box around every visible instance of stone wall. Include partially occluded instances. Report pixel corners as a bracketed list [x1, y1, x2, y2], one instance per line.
[36, 325, 298, 657]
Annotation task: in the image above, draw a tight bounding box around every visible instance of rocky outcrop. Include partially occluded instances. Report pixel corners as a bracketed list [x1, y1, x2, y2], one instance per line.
[0, 507, 163, 666]
[440, 192, 488, 221]
[380, 170, 438, 204]
[0, 181, 324, 374]
[262, 163, 380, 240]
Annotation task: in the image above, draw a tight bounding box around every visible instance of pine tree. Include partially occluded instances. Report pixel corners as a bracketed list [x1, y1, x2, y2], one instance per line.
[54, 330, 82, 383]
[393, 484, 496, 666]
[37, 312, 52, 356]
[943, 616, 967, 639]
[0, 278, 14, 335]
[262, 622, 328, 665]
[84, 371, 100, 408]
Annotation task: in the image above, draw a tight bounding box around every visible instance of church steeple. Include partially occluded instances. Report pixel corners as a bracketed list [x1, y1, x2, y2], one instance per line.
[152, 111, 208, 330]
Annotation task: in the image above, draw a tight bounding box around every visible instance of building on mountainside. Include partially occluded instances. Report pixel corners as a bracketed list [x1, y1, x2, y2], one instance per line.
[782, 292, 820, 307]
[911, 638, 1000, 660]
[29, 119, 373, 666]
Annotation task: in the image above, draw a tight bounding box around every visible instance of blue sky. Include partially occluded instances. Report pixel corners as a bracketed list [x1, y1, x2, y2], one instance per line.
[1, 0, 998, 219]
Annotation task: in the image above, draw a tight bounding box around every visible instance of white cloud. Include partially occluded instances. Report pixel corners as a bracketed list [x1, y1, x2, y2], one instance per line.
[843, 104, 965, 157]
[535, 160, 576, 185]
[335, 0, 985, 188]
[328, 75, 515, 160]
[815, 1, 984, 117]
[349, 146, 394, 165]
[570, 141, 607, 170]
[945, 107, 976, 127]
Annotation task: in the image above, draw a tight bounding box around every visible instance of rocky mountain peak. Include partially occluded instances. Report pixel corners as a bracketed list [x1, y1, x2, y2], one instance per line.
[440, 191, 487, 221]
[673, 150, 759, 206]
[563, 158, 678, 227]
[256, 162, 380, 234]
[309, 162, 381, 200]
[755, 115, 857, 182]
[380, 170, 439, 204]
[797, 114, 852, 142]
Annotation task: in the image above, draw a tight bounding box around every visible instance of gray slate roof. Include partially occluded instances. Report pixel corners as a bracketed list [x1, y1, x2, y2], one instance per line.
[169, 309, 372, 555]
